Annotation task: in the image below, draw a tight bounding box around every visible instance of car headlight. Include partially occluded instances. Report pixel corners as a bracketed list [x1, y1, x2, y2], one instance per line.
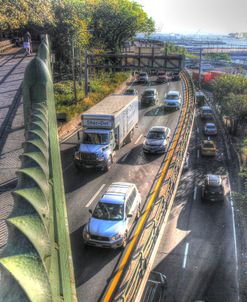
[97, 154, 105, 161]
[74, 151, 80, 160]
[111, 233, 123, 241]
[143, 139, 147, 146]
[83, 226, 90, 240]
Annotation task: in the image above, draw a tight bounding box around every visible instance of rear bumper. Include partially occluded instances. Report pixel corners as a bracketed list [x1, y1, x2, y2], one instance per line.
[143, 146, 165, 153]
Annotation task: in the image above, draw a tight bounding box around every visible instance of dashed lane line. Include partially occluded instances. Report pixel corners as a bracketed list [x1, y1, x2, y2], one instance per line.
[85, 184, 106, 208]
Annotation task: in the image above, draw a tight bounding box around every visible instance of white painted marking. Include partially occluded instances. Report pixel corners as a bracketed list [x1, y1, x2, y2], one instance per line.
[193, 186, 197, 201]
[155, 109, 159, 116]
[197, 127, 199, 134]
[86, 184, 106, 208]
[134, 134, 143, 145]
[121, 151, 131, 162]
[228, 181, 240, 301]
[182, 242, 189, 268]
[197, 149, 200, 159]
[63, 162, 73, 173]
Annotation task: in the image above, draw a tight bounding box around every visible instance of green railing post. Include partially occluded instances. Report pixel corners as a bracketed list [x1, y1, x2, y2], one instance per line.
[0, 35, 77, 302]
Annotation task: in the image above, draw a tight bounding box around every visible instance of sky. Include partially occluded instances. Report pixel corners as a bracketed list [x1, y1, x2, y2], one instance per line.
[136, 0, 247, 35]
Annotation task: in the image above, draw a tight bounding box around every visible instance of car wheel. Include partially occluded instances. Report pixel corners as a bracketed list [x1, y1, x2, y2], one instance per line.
[121, 232, 128, 249]
[135, 204, 141, 220]
[104, 155, 113, 172]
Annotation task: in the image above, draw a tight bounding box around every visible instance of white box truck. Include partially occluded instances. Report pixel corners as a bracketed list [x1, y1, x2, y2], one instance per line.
[74, 94, 139, 171]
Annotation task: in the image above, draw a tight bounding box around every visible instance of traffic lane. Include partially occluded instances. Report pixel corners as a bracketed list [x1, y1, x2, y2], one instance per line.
[73, 108, 181, 302]
[152, 116, 238, 302]
[61, 80, 181, 213]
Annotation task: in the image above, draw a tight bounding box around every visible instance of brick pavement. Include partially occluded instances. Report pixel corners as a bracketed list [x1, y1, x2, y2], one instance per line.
[0, 53, 34, 248]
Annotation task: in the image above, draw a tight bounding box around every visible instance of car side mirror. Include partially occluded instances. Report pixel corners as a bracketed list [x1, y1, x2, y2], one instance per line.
[127, 213, 133, 218]
[88, 209, 93, 215]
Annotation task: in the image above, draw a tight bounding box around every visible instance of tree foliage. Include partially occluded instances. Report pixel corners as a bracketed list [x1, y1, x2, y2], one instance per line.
[0, 0, 54, 30]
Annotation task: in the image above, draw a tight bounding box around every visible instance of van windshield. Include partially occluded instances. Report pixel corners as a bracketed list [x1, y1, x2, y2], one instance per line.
[167, 94, 179, 100]
[82, 132, 109, 145]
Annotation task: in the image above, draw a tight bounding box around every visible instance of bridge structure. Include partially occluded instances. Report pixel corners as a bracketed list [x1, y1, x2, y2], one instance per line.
[0, 36, 77, 302]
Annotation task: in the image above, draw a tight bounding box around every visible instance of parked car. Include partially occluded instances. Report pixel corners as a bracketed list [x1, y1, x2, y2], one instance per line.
[201, 174, 225, 202]
[204, 122, 217, 136]
[143, 126, 171, 154]
[124, 87, 138, 95]
[200, 139, 216, 156]
[156, 70, 168, 83]
[141, 88, 159, 106]
[163, 90, 181, 110]
[200, 105, 214, 120]
[141, 271, 167, 302]
[83, 182, 141, 248]
[138, 71, 149, 83]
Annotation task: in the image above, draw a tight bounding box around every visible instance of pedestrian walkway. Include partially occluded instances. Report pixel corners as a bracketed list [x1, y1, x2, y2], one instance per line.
[0, 53, 34, 248]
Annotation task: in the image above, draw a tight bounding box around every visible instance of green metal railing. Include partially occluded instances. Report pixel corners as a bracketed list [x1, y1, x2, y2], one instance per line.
[0, 36, 77, 302]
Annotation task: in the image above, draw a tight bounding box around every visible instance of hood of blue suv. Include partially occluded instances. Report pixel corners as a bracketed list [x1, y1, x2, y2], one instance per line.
[88, 218, 126, 237]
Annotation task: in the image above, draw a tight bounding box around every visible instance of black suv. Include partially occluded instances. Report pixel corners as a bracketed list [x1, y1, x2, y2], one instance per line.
[201, 174, 225, 202]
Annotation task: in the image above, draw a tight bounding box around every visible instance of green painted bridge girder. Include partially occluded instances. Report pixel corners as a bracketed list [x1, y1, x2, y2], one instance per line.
[0, 36, 77, 302]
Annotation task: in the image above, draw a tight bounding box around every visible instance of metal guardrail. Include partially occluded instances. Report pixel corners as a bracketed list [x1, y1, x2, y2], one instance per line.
[0, 36, 77, 302]
[103, 70, 195, 302]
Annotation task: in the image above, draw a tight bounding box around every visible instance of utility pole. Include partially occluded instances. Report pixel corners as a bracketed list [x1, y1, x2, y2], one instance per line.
[198, 47, 203, 89]
[84, 50, 89, 97]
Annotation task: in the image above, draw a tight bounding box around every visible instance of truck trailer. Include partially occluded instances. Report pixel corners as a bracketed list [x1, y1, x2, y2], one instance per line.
[74, 94, 139, 171]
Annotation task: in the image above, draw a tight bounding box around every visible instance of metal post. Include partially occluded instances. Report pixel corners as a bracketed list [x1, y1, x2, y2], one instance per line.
[71, 43, 77, 102]
[85, 50, 89, 97]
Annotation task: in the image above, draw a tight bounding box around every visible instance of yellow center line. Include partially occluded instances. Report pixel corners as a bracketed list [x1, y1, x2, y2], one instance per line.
[103, 75, 191, 302]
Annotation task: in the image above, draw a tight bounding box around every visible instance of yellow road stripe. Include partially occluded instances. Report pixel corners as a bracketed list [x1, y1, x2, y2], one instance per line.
[103, 75, 191, 302]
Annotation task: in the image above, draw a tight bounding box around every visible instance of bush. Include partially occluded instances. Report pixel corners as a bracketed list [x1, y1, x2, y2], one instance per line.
[54, 71, 129, 121]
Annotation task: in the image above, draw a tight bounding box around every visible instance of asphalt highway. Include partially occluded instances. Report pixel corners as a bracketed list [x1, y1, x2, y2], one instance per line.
[152, 106, 241, 302]
[60, 78, 183, 302]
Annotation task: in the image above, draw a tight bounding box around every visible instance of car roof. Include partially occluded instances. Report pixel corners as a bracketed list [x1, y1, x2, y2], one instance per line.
[202, 139, 215, 145]
[206, 174, 222, 186]
[149, 126, 170, 133]
[100, 182, 135, 205]
[205, 123, 216, 126]
[167, 90, 180, 95]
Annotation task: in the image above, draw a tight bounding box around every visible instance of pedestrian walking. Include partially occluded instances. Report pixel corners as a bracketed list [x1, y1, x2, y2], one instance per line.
[23, 31, 32, 55]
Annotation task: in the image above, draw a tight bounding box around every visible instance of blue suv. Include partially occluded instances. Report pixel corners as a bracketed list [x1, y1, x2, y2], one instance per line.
[83, 182, 141, 248]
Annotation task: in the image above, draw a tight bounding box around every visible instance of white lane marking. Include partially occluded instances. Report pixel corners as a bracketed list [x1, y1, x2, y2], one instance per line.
[193, 186, 197, 201]
[182, 242, 189, 269]
[197, 149, 200, 159]
[197, 127, 199, 134]
[155, 109, 159, 116]
[134, 134, 143, 145]
[86, 184, 106, 208]
[228, 181, 240, 301]
[63, 162, 73, 173]
[121, 151, 131, 162]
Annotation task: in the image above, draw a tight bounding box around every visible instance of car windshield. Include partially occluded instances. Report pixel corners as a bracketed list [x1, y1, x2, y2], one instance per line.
[206, 185, 223, 193]
[92, 202, 124, 221]
[207, 125, 216, 129]
[82, 132, 109, 145]
[203, 143, 214, 148]
[144, 90, 154, 96]
[147, 131, 165, 140]
[203, 109, 213, 114]
[167, 94, 179, 100]
[158, 72, 165, 76]
[140, 73, 147, 77]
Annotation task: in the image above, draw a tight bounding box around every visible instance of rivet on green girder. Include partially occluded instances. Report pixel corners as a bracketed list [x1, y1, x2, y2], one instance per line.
[16, 167, 49, 197]
[12, 188, 49, 225]
[7, 214, 50, 262]
[0, 255, 52, 302]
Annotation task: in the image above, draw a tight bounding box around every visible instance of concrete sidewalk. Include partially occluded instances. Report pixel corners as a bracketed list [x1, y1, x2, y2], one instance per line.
[0, 53, 34, 248]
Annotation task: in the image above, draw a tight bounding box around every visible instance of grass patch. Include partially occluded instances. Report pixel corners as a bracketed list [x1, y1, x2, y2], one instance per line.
[54, 72, 129, 121]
